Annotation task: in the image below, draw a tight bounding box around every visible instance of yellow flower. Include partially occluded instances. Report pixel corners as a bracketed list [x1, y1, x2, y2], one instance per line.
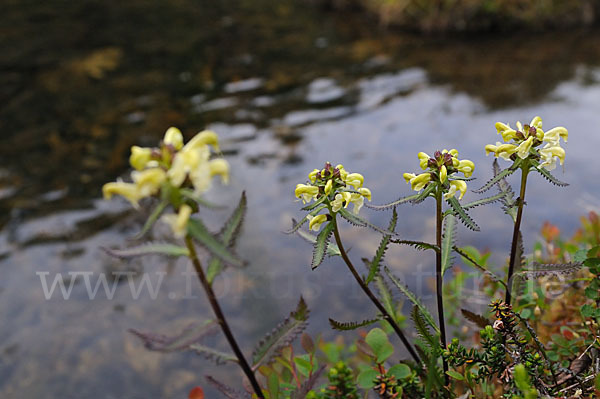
[418, 152, 430, 170]
[485, 142, 517, 160]
[349, 193, 365, 214]
[543, 126, 568, 145]
[539, 144, 566, 170]
[343, 173, 364, 189]
[408, 173, 431, 191]
[186, 130, 220, 152]
[358, 187, 372, 201]
[129, 146, 153, 171]
[308, 169, 320, 183]
[444, 180, 467, 200]
[162, 204, 192, 238]
[331, 192, 351, 212]
[295, 184, 319, 204]
[457, 160, 475, 178]
[208, 159, 230, 184]
[307, 214, 327, 231]
[495, 122, 518, 142]
[516, 136, 534, 159]
[132, 168, 167, 197]
[403, 173, 416, 183]
[163, 127, 184, 150]
[336, 164, 348, 180]
[102, 180, 143, 208]
[324, 179, 333, 195]
[440, 165, 447, 183]
[168, 144, 210, 187]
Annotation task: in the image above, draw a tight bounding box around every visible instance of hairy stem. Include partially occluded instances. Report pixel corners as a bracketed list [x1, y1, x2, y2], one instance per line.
[505, 166, 529, 305]
[185, 237, 265, 399]
[435, 188, 449, 386]
[331, 215, 422, 366]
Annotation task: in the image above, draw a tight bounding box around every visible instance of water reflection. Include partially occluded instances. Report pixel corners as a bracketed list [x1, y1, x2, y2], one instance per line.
[1, 1, 600, 397]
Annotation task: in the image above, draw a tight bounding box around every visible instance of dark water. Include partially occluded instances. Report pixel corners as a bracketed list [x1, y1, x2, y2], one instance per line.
[1, 1, 600, 397]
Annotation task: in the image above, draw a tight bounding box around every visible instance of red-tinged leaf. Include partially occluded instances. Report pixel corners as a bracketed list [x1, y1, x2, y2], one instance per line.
[189, 386, 204, 399]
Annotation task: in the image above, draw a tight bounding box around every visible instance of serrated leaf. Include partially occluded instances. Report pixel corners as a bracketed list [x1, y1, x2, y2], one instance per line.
[441, 215, 456, 276]
[301, 195, 327, 211]
[207, 192, 247, 284]
[446, 196, 480, 231]
[292, 219, 341, 257]
[205, 376, 251, 399]
[411, 306, 439, 353]
[460, 309, 489, 328]
[366, 208, 397, 284]
[131, 200, 168, 240]
[390, 239, 439, 252]
[311, 222, 335, 269]
[385, 266, 440, 334]
[517, 261, 583, 279]
[337, 207, 396, 236]
[329, 317, 379, 331]
[189, 344, 238, 365]
[493, 159, 518, 222]
[284, 205, 327, 234]
[252, 297, 309, 368]
[128, 320, 217, 352]
[366, 328, 394, 363]
[457, 192, 504, 212]
[187, 218, 245, 268]
[365, 192, 423, 210]
[531, 161, 569, 187]
[372, 272, 399, 323]
[102, 242, 189, 258]
[453, 246, 506, 288]
[473, 159, 521, 193]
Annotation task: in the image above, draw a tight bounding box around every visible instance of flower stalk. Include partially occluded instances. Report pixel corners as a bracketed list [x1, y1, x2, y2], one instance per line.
[330, 213, 423, 367]
[505, 163, 530, 305]
[184, 236, 265, 399]
[435, 187, 449, 386]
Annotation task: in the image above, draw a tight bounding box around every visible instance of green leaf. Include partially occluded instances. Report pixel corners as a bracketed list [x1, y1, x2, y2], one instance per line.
[531, 161, 569, 187]
[329, 317, 379, 331]
[357, 369, 378, 389]
[451, 192, 504, 213]
[284, 205, 327, 234]
[128, 320, 216, 352]
[385, 266, 440, 334]
[520, 308, 532, 319]
[474, 159, 521, 194]
[207, 192, 248, 283]
[390, 239, 439, 252]
[187, 218, 245, 268]
[188, 344, 238, 365]
[365, 193, 423, 210]
[411, 306, 439, 355]
[446, 370, 464, 381]
[293, 356, 313, 377]
[365, 328, 394, 363]
[311, 222, 335, 269]
[252, 297, 310, 368]
[492, 159, 518, 222]
[441, 214, 456, 276]
[267, 371, 280, 399]
[102, 242, 189, 258]
[388, 364, 412, 380]
[366, 208, 397, 284]
[581, 304, 599, 318]
[293, 219, 341, 257]
[301, 194, 326, 211]
[131, 200, 168, 240]
[574, 248, 588, 263]
[337, 208, 396, 236]
[446, 196, 480, 231]
[180, 188, 225, 209]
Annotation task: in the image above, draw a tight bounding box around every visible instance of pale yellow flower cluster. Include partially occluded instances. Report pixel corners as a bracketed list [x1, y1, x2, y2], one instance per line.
[295, 163, 372, 231]
[403, 149, 474, 200]
[103, 127, 229, 237]
[485, 116, 568, 170]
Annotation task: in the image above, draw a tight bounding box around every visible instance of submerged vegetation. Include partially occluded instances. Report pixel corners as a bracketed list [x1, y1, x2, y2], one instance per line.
[101, 116, 600, 398]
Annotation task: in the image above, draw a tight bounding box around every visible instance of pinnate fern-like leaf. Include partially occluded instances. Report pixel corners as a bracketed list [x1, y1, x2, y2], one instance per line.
[366, 208, 398, 284]
[328, 317, 379, 331]
[366, 192, 423, 210]
[446, 197, 480, 231]
[441, 214, 456, 276]
[390, 239, 439, 252]
[131, 199, 168, 240]
[188, 344, 238, 365]
[532, 162, 569, 187]
[205, 376, 251, 399]
[453, 246, 506, 288]
[411, 306, 439, 354]
[473, 159, 521, 193]
[187, 218, 245, 268]
[385, 266, 440, 334]
[460, 309, 489, 328]
[311, 222, 335, 269]
[284, 205, 327, 234]
[292, 219, 341, 257]
[128, 320, 217, 352]
[102, 242, 189, 258]
[517, 261, 583, 279]
[251, 297, 309, 368]
[337, 207, 396, 236]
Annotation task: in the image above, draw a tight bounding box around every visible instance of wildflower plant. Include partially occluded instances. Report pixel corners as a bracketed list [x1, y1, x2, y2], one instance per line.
[102, 128, 316, 399]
